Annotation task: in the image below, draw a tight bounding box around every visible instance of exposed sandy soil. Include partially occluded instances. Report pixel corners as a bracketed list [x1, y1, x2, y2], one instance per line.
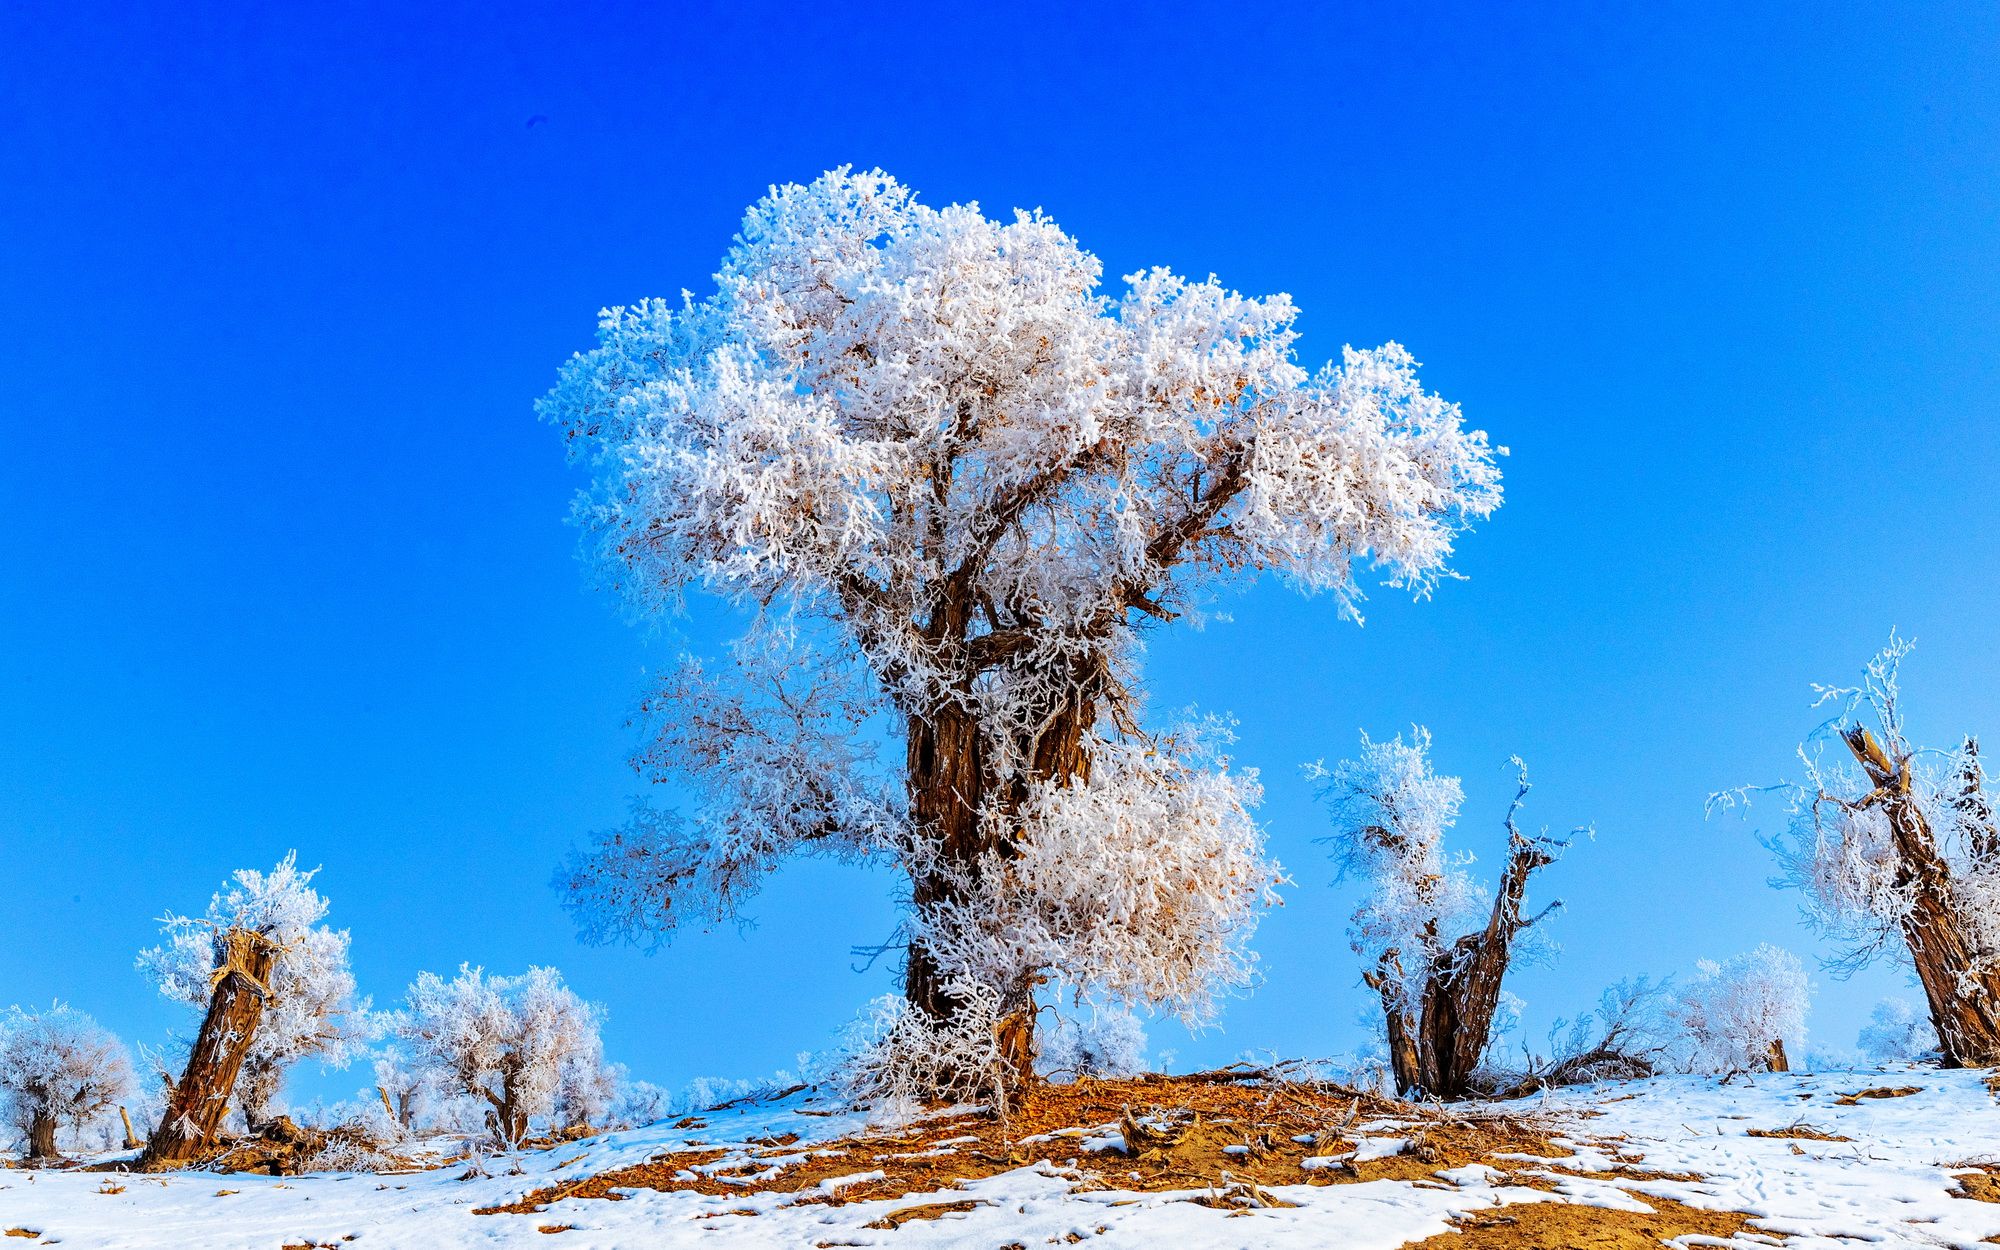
[474, 1071, 1762, 1245]
[1407, 1193, 1751, 1249]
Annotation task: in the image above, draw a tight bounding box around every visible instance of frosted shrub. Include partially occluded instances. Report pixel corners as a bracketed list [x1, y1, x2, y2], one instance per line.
[541, 167, 1504, 1089]
[1857, 997, 1937, 1065]
[393, 965, 605, 1146]
[831, 989, 1007, 1112]
[0, 1003, 134, 1161]
[1671, 945, 1812, 1073]
[607, 1078, 670, 1129]
[137, 854, 365, 1128]
[554, 1039, 617, 1129]
[1037, 1006, 1149, 1081]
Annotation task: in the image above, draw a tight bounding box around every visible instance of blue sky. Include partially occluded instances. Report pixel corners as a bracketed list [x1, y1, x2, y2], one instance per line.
[4, 0, 1999, 1103]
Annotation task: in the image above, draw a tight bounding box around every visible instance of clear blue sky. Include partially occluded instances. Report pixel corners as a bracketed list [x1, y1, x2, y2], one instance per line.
[4, 0, 1998, 1102]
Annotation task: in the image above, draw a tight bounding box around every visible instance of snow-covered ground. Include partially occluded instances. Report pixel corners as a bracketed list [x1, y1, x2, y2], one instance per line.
[5, 1067, 1999, 1249]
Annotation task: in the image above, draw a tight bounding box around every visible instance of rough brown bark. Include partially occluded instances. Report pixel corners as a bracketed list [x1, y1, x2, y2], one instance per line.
[1841, 725, 2000, 1067]
[26, 1109, 58, 1161]
[479, 1064, 529, 1145]
[138, 927, 279, 1170]
[877, 434, 1246, 1101]
[1959, 738, 1999, 865]
[1362, 953, 1421, 1096]
[1412, 833, 1558, 1098]
[1766, 1038, 1790, 1072]
[901, 651, 1103, 1096]
[1390, 833, 1558, 1099]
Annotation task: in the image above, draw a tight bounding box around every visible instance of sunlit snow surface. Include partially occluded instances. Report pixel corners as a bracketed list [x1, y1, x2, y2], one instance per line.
[6, 1068, 2000, 1248]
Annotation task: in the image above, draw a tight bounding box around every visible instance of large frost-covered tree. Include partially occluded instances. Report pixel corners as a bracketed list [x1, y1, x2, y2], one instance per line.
[393, 965, 605, 1146]
[543, 168, 1504, 1087]
[1313, 729, 1568, 1098]
[136, 855, 363, 1162]
[0, 1003, 134, 1161]
[1750, 638, 2000, 1066]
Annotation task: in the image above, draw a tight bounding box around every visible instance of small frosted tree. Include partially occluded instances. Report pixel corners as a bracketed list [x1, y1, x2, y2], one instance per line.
[372, 1049, 453, 1132]
[1857, 997, 1937, 1065]
[1670, 944, 1811, 1072]
[393, 966, 605, 1146]
[1312, 729, 1570, 1098]
[138, 854, 363, 1151]
[0, 1004, 134, 1161]
[541, 168, 1504, 1090]
[1037, 1005, 1149, 1081]
[1741, 638, 2000, 1066]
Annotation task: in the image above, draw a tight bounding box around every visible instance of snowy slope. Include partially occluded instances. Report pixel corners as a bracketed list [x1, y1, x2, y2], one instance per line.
[5, 1069, 1999, 1249]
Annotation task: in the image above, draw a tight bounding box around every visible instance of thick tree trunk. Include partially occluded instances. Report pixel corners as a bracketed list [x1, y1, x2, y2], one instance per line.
[901, 672, 1098, 1097]
[488, 1065, 529, 1146]
[120, 1105, 143, 1150]
[1767, 1038, 1790, 1072]
[26, 1109, 59, 1161]
[1408, 835, 1556, 1099]
[139, 927, 279, 1170]
[1843, 726, 2000, 1067]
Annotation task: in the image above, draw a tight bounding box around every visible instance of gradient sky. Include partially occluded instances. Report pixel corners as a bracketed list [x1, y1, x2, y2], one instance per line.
[4, 0, 1999, 1105]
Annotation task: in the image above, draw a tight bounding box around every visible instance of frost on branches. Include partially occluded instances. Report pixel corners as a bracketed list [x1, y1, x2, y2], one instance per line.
[134, 855, 362, 1167]
[392, 965, 606, 1146]
[1857, 997, 1938, 1065]
[137, 854, 364, 1132]
[0, 1003, 134, 1161]
[1669, 945, 1811, 1073]
[542, 168, 1503, 1089]
[1037, 1005, 1149, 1081]
[1312, 729, 1570, 1097]
[1745, 637, 2000, 1066]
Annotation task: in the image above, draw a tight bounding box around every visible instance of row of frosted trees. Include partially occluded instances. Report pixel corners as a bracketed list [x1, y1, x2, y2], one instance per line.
[0, 858, 614, 1166]
[16, 167, 1987, 1158]
[539, 167, 1999, 1104]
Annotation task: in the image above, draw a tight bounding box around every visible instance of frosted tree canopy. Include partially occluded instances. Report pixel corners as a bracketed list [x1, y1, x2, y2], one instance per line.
[542, 168, 1504, 1083]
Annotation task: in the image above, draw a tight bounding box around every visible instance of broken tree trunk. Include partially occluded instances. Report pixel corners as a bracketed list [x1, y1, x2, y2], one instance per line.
[119, 1105, 143, 1149]
[138, 927, 279, 1169]
[1842, 725, 2000, 1067]
[1413, 832, 1559, 1099]
[1767, 1038, 1790, 1072]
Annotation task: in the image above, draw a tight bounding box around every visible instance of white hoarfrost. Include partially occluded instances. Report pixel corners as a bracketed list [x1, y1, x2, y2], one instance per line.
[1858, 996, 1938, 1065]
[540, 167, 1502, 1076]
[1037, 1005, 1149, 1080]
[1309, 727, 1487, 1018]
[1669, 944, 1812, 1073]
[135, 854, 364, 1127]
[909, 720, 1275, 1023]
[392, 965, 606, 1145]
[0, 1003, 134, 1157]
[1762, 637, 2000, 976]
